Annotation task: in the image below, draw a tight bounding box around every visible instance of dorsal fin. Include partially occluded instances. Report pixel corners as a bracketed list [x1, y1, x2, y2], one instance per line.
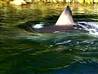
[55, 6, 75, 26]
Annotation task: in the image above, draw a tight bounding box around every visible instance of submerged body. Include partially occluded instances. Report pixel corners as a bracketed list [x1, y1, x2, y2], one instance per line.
[31, 6, 76, 33]
[33, 25, 74, 33]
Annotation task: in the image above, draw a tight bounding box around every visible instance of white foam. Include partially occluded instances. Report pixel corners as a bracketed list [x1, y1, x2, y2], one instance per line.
[33, 23, 44, 29]
[78, 22, 98, 36]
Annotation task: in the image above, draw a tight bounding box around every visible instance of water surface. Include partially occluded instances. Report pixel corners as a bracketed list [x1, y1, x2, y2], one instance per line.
[0, 3, 98, 74]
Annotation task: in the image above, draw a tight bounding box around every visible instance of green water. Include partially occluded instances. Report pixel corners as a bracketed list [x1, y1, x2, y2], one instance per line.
[0, 3, 98, 74]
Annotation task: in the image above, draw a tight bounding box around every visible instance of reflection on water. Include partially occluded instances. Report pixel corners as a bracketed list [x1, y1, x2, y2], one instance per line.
[0, 3, 98, 74]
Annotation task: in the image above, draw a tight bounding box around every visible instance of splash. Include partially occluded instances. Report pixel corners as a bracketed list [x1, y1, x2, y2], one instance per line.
[77, 22, 98, 37]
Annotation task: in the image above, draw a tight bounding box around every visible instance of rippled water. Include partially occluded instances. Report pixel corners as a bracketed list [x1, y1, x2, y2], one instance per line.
[0, 3, 98, 74]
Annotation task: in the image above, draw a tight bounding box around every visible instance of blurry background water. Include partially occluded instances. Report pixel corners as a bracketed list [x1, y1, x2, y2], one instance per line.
[0, 2, 98, 74]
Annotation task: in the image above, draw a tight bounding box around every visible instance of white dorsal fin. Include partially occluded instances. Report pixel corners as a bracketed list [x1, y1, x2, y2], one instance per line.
[55, 6, 75, 26]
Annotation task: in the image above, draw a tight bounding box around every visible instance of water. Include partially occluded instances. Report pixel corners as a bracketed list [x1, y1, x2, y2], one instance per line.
[0, 3, 98, 74]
